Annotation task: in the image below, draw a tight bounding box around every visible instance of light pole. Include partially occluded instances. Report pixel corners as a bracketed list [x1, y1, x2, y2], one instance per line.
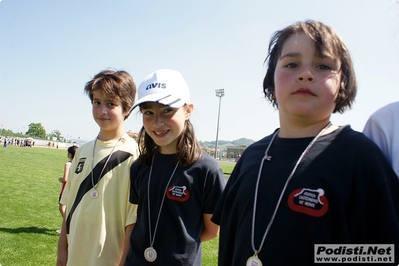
[214, 89, 225, 159]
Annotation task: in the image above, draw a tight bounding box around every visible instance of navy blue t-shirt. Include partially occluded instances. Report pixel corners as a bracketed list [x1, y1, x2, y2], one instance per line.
[126, 152, 225, 266]
[212, 126, 399, 266]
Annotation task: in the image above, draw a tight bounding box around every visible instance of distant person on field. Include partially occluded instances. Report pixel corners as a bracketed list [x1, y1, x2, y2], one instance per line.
[4, 136, 10, 148]
[363, 101, 399, 177]
[56, 145, 78, 233]
[3, 136, 8, 147]
[211, 20, 399, 265]
[57, 69, 139, 266]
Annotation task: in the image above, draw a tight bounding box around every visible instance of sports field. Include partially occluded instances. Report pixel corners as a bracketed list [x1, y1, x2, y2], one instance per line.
[0, 145, 234, 265]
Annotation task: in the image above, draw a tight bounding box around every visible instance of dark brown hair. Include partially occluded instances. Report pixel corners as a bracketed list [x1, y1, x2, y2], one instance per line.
[67, 145, 78, 159]
[137, 105, 201, 168]
[84, 69, 136, 120]
[263, 20, 357, 113]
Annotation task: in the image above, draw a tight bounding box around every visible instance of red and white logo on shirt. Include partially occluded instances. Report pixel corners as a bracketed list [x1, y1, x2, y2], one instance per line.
[167, 185, 190, 202]
[288, 188, 329, 217]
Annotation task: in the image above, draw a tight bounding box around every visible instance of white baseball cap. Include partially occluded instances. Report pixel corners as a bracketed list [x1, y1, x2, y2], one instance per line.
[131, 69, 191, 111]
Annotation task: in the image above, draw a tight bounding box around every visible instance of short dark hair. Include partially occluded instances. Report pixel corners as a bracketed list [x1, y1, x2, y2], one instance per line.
[263, 20, 357, 114]
[84, 69, 136, 119]
[67, 145, 78, 159]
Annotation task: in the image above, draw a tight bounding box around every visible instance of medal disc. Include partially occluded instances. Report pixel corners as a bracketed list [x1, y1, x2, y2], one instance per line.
[246, 255, 263, 266]
[144, 247, 157, 262]
[91, 190, 98, 199]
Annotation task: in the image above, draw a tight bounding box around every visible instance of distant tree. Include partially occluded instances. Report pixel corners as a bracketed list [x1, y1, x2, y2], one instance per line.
[26, 123, 46, 139]
[232, 138, 255, 147]
[0, 128, 26, 138]
[1, 128, 15, 137]
[199, 138, 255, 150]
[51, 130, 63, 141]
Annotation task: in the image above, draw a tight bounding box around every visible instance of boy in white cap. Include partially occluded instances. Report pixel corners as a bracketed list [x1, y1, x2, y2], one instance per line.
[124, 69, 225, 265]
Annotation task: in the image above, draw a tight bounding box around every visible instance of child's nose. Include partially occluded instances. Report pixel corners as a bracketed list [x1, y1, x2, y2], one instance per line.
[154, 114, 164, 125]
[99, 104, 107, 114]
[297, 69, 314, 82]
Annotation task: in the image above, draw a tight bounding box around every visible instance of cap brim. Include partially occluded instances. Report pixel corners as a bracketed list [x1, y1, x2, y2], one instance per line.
[129, 93, 186, 113]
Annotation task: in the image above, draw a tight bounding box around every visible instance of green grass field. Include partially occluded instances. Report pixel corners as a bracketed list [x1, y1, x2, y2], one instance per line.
[0, 145, 234, 265]
[218, 161, 236, 176]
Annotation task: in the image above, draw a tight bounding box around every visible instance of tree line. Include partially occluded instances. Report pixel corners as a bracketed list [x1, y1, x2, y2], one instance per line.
[0, 122, 63, 141]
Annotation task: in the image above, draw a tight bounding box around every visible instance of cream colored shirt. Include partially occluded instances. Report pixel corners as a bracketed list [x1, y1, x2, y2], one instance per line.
[61, 134, 138, 266]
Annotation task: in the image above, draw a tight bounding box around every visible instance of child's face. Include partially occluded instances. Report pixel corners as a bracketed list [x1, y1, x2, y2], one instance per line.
[91, 90, 129, 134]
[140, 102, 193, 154]
[274, 32, 342, 123]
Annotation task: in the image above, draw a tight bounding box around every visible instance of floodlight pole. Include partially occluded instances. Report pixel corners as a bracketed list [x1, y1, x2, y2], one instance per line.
[214, 89, 225, 159]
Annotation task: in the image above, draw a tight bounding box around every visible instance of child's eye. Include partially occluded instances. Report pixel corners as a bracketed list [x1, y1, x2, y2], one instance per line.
[163, 108, 174, 113]
[285, 63, 298, 68]
[107, 102, 116, 107]
[317, 64, 331, 70]
[142, 110, 153, 115]
[93, 100, 101, 106]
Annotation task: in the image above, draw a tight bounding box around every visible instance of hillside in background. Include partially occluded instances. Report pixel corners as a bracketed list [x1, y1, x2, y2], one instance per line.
[1, 127, 256, 153]
[199, 138, 255, 152]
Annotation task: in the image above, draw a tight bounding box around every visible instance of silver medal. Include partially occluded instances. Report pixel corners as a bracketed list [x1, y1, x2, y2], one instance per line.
[144, 247, 157, 262]
[246, 255, 263, 266]
[91, 190, 98, 199]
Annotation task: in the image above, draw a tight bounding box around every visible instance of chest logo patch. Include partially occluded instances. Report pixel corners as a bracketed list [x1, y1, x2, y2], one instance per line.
[288, 188, 329, 217]
[75, 157, 86, 174]
[166, 185, 190, 202]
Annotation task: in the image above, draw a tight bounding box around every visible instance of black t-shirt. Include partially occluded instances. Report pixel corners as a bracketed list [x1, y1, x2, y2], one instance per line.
[126, 152, 225, 266]
[212, 126, 399, 266]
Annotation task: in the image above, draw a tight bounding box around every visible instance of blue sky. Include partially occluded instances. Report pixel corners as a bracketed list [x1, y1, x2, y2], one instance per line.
[1, 0, 398, 142]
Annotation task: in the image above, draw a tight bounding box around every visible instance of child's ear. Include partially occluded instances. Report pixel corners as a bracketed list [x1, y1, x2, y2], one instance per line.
[185, 104, 194, 120]
[123, 108, 131, 120]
